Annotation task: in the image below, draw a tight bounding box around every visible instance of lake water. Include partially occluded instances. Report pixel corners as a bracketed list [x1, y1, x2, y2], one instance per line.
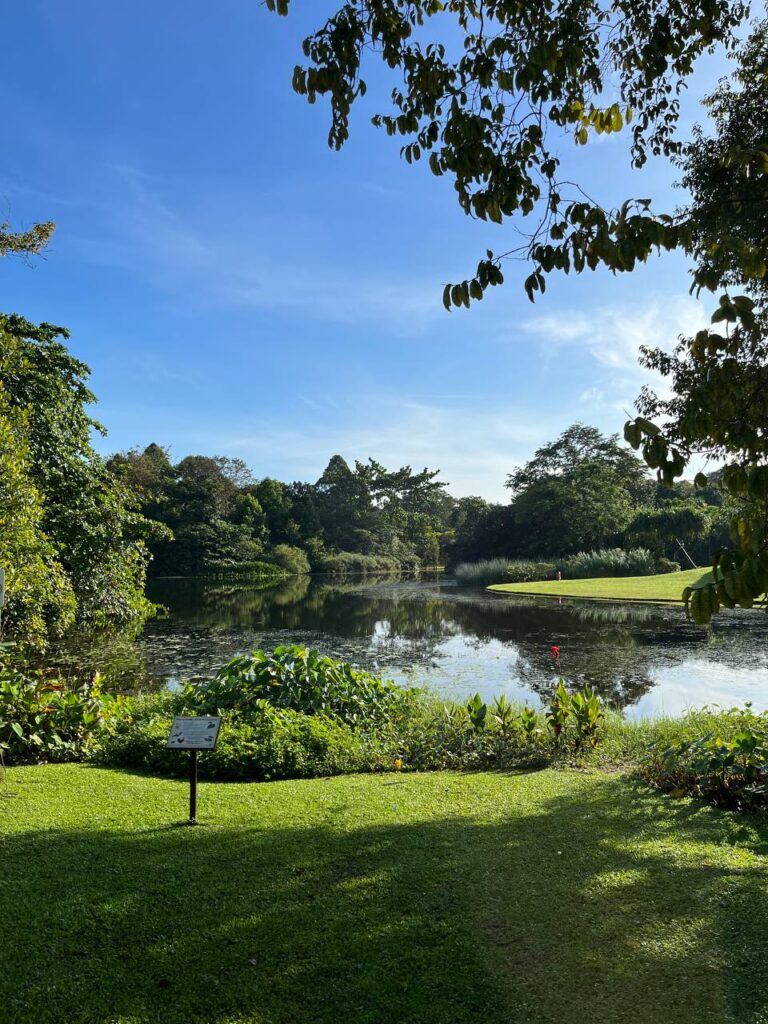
[51, 575, 768, 719]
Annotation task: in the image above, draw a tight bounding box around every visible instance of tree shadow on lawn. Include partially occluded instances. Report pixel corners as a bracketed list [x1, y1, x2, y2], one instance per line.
[2, 777, 767, 1024]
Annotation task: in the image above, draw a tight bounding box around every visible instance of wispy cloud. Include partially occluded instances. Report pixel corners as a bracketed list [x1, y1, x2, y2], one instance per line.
[520, 294, 708, 412]
[71, 164, 448, 335]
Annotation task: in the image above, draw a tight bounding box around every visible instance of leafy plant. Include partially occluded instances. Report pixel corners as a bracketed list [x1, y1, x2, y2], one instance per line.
[520, 706, 543, 744]
[190, 645, 418, 729]
[0, 658, 110, 762]
[466, 693, 488, 732]
[642, 710, 768, 810]
[570, 686, 605, 748]
[491, 694, 515, 734]
[546, 679, 573, 743]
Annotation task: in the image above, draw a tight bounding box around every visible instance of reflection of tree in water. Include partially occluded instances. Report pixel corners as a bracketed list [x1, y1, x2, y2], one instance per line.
[49, 575, 768, 707]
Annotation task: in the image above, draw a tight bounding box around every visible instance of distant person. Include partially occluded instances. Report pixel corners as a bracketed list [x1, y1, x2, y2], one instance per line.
[556, 570, 562, 581]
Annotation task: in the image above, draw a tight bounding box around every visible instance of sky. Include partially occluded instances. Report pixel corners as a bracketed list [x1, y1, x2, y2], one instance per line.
[1, 1, 727, 501]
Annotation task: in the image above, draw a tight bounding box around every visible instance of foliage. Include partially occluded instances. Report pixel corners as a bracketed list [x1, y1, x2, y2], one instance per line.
[563, 547, 656, 579]
[454, 558, 555, 586]
[269, 544, 311, 576]
[0, 314, 156, 643]
[506, 426, 652, 557]
[623, 26, 768, 623]
[627, 300, 768, 623]
[641, 705, 768, 811]
[0, 386, 75, 647]
[198, 560, 286, 579]
[316, 551, 403, 576]
[190, 645, 417, 730]
[679, 20, 768, 298]
[267, 0, 748, 306]
[656, 557, 681, 575]
[97, 693, 376, 782]
[0, 220, 54, 258]
[0, 657, 110, 762]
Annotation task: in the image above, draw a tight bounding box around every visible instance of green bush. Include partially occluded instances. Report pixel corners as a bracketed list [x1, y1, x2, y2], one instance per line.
[455, 558, 557, 586]
[0, 658, 111, 763]
[563, 547, 656, 579]
[192, 645, 418, 729]
[639, 706, 768, 811]
[97, 693, 380, 781]
[655, 557, 682, 574]
[316, 551, 403, 576]
[199, 560, 285, 580]
[269, 545, 311, 576]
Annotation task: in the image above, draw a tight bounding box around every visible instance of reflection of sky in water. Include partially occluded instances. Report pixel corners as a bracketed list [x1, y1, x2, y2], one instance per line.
[51, 577, 768, 719]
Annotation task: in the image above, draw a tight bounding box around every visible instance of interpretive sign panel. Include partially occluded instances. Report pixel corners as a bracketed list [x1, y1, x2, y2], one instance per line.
[166, 715, 221, 751]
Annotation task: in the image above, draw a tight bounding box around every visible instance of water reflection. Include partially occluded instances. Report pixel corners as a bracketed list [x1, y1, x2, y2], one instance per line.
[49, 575, 768, 717]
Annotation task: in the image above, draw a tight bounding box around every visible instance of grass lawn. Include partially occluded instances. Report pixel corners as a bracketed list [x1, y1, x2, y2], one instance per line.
[488, 567, 713, 603]
[2, 765, 768, 1024]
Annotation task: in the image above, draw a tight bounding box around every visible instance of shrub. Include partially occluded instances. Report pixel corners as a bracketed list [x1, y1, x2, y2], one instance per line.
[0, 658, 111, 763]
[97, 694, 380, 781]
[655, 557, 682, 575]
[316, 551, 403, 576]
[269, 545, 311, 576]
[191, 645, 417, 729]
[455, 558, 557, 586]
[199, 560, 285, 579]
[563, 547, 656, 579]
[504, 561, 558, 583]
[639, 706, 768, 811]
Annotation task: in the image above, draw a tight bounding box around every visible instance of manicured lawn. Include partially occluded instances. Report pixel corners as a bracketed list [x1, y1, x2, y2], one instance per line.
[488, 567, 713, 603]
[2, 765, 767, 1024]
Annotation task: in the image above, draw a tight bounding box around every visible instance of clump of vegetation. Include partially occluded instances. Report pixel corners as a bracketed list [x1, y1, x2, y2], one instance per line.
[640, 705, 768, 812]
[198, 560, 287, 580]
[268, 544, 311, 576]
[563, 547, 656, 579]
[455, 558, 556, 586]
[315, 551, 404, 576]
[0, 656, 112, 763]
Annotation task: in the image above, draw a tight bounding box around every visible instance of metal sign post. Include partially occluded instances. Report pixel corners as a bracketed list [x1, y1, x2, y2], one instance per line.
[166, 716, 222, 824]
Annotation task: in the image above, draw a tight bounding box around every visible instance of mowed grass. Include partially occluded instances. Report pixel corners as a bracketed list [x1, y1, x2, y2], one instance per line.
[2, 765, 768, 1024]
[488, 567, 712, 603]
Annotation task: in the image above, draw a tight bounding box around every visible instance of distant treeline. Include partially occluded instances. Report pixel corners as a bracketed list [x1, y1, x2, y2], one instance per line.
[109, 424, 729, 582]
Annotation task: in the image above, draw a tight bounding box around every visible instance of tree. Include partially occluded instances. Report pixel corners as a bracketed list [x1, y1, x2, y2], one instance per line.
[679, 20, 768, 297]
[627, 299, 768, 621]
[624, 23, 768, 622]
[0, 384, 75, 648]
[267, 0, 747, 305]
[505, 424, 651, 557]
[0, 314, 155, 630]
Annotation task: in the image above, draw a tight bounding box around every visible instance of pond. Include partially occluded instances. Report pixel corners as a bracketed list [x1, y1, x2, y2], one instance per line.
[50, 574, 768, 718]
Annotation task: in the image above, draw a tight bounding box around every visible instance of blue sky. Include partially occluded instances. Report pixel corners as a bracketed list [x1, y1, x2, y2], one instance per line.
[2, 1, 725, 500]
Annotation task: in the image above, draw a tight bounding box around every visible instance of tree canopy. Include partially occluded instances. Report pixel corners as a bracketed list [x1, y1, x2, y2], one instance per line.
[268, 0, 748, 305]
[0, 315, 156, 645]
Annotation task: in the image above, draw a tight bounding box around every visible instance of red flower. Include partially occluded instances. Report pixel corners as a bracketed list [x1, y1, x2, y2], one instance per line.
[550, 645, 561, 659]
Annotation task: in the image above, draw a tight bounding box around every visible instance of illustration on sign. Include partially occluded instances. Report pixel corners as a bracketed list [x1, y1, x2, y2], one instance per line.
[166, 716, 221, 750]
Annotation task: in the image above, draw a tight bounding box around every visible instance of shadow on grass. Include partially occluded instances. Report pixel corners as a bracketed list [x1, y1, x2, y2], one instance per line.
[2, 777, 767, 1024]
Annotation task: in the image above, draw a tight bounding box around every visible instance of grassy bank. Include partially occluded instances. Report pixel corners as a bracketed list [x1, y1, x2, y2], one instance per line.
[2, 764, 767, 1024]
[488, 566, 712, 603]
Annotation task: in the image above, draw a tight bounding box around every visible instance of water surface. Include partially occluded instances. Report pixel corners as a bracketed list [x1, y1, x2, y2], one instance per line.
[52, 575, 768, 717]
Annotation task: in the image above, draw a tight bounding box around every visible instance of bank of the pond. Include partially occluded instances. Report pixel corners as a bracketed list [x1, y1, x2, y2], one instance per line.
[488, 567, 713, 603]
[2, 764, 766, 1024]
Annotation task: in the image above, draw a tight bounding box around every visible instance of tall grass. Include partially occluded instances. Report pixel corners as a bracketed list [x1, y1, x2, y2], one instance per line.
[563, 547, 656, 579]
[454, 558, 556, 586]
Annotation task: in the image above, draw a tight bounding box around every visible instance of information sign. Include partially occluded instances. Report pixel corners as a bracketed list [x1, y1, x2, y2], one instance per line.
[166, 716, 221, 751]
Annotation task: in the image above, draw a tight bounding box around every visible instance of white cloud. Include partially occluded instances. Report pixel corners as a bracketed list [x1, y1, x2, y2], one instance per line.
[520, 294, 708, 412]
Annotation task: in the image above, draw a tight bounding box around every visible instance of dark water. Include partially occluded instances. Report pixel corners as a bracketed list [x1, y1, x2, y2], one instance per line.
[50, 575, 768, 718]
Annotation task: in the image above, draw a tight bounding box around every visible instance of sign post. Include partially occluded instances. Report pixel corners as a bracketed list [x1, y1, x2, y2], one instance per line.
[166, 716, 222, 824]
